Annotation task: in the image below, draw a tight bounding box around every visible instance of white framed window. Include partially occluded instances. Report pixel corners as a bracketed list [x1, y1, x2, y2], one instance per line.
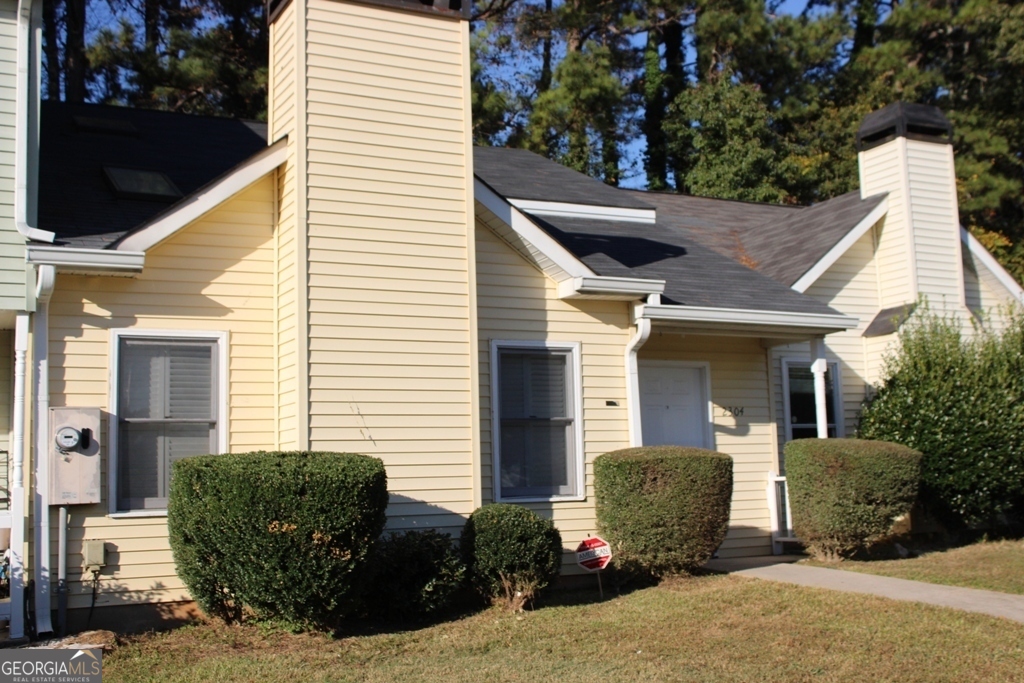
[491, 340, 584, 502]
[109, 329, 228, 514]
[781, 357, 843, 445]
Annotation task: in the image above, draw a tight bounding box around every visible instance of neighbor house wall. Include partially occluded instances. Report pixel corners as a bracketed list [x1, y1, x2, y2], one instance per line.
[44, 177, 276, 609]
[0, 0, 30, 312]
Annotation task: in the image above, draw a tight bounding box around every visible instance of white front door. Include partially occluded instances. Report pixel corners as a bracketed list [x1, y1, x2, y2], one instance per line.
[639, 362, 711, 448]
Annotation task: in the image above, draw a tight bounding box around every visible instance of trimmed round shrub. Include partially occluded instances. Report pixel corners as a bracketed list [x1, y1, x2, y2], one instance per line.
[364, 530, 466, 619]
[461, 504, 562, 610]
[858, 310, 1024, 529]
[168, 451, 388, 629]
[785, 438, 921, 561]
[594, 446, 733, 576]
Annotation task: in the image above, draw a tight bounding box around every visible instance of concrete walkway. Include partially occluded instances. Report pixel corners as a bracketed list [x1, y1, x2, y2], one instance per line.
[705, 557, 1024, 624]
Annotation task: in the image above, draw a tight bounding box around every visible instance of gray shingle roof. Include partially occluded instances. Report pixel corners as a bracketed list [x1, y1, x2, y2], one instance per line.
[474, 147, 652, 210]
[39, 101, 268, 247]
[526, 213, 842, 316]
[625, 189, 886, 287]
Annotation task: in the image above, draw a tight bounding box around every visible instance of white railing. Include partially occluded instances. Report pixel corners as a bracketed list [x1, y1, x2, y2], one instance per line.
[0, 488, 25, 639]
[766, 472, 798, 555]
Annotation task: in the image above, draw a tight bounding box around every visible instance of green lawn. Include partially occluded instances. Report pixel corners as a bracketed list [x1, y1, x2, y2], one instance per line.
[805, 539, 1024, 595]
[105, 574, 1024, 683]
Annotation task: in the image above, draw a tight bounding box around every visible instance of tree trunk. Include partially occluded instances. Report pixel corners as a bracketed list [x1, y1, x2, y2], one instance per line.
[42, 0, 62, 100]
[63, 0, 86, 103]
[642, 28, 668, 190]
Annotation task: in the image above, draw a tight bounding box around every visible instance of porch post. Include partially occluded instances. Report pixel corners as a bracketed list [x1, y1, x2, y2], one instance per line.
[810, 337, 828, 439]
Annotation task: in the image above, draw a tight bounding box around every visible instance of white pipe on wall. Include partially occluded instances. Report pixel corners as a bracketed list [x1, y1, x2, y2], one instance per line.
[810, 337, 829, 439]
[33, 264, 55, 635]
[625, 296, 656, 447]
[9, 313, 30, 640]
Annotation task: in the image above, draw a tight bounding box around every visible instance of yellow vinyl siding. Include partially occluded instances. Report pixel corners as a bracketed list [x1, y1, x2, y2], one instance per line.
[640, 335, 777, 558]
[476, 222, 632, 566]
[771, 229, 886, 453]
[963, 249, 1017, 332]
[859, 141, 915, 308]
[45, 177, 276, 609]
[269, 0, 300, 449]
[302, 0, 474, 533]
[904, 139, 965, 311]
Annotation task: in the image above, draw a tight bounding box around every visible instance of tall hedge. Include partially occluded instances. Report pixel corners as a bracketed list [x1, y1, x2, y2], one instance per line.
[594, 446, 733, 576]
[858, 309, 1024, 528]
[785, 438, 921, 560]
[168, 451, 388, 629]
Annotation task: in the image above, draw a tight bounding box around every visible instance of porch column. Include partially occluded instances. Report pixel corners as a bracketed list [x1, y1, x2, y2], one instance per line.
[810, 337, 829, 439]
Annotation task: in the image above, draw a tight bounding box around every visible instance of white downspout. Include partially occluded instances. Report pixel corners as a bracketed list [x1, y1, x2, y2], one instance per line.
[32, 264, 55, 635]
[625, 295, 657, 447]
[14, 0, 54, 243]
[811, 337, 829, 439]
[8, 314, 30, 639]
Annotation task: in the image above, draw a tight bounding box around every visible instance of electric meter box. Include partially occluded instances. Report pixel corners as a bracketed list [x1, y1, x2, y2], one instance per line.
[49, 407, 102, 505]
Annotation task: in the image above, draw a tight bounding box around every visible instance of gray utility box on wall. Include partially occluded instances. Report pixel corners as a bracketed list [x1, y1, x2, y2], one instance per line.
[49, 407, 102, 505]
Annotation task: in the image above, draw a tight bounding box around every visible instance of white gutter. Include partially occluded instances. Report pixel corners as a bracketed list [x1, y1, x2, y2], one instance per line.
[14, 0, 54, 243]
[27, 246, 145, 274]
[640, 303, 858, 332]
[558, 275, 665, 300]
[33, 264, 55, 635]
[625, 296, 657, 447]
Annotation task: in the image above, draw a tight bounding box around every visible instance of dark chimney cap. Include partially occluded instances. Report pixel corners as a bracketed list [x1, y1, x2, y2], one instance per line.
[856, 102, 953, 151]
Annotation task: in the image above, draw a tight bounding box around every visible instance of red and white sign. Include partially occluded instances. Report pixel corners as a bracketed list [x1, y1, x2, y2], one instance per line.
[575, 536, 612, 572]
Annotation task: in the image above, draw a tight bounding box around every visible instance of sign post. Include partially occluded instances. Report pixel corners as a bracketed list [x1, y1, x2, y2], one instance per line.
[575, 536, 612, 599]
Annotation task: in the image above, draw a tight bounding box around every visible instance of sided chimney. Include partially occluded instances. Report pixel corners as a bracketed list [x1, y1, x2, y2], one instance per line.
[856, 102, 965, 313]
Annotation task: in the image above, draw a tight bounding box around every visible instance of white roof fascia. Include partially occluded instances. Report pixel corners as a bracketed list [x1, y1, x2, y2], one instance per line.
[961, 228, 1024, 303]
[115, 138, 288, 252]
[641, 303, 858, 333]
[508, 199, 657, 224]
[791, 196, 889, 293]
[27, 246, 145, 274]
[558, 275, 666, 300]
[475, 179, 595, 282]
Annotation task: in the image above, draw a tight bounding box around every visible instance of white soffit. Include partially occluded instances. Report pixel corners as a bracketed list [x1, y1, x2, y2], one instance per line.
[115, 138, 288, 252]
[791, 196, 889, 293]
[961, 228, 1024, 303]
[508, 198, 657, 224]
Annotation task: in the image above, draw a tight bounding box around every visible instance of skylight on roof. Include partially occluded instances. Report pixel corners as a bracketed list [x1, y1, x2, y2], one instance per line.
[74, 116, 138, 135]
[104, 167, 182, 201]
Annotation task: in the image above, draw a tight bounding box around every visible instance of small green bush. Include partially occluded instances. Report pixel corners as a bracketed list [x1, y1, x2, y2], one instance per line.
[364, 530, 466, 619]
[785, 438, 921, 560]
[461, 504, 563, 610]
[594, 446, 733, 576]
[858, 309, 1024, 528]
[168, 451, 388, 630]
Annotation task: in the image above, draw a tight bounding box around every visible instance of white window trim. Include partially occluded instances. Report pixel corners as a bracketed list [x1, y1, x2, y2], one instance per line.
[490, 340, 585, 503]
[636, 359, 716, 450]
[108, 329, 230, 515]
[781, 357, 844, 443]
